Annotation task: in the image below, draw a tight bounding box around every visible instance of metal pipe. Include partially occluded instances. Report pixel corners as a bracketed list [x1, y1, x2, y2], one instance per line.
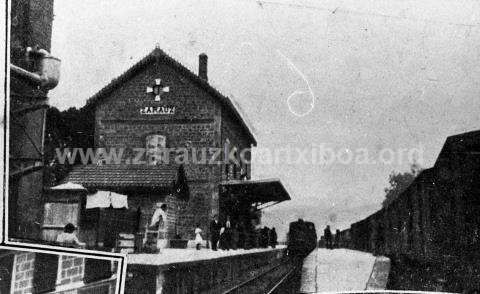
[10, 64, 43, 85]
[10, 52, 61, 89]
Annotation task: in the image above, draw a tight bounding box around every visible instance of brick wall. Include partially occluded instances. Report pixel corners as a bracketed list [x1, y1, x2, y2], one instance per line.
[10, 253, 117, 294]
[12, 252, 36, 294]
[11, 253, 83, 293]
[58, 256, 84, 286]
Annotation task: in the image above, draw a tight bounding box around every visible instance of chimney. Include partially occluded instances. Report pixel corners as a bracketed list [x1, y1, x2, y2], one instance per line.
[198, 53, 208, 81]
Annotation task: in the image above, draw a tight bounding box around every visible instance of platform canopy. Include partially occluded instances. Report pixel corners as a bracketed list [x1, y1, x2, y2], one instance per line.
[220, 178, 291, 207]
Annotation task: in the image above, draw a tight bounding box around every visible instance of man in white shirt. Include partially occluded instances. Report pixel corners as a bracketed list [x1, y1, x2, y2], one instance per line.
[150, 203, 168, 233]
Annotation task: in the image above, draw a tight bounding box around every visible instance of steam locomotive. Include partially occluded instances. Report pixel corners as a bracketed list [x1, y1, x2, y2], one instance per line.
[287, 219, 317, 258]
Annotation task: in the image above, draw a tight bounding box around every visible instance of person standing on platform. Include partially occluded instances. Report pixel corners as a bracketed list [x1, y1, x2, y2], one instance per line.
[231, 223, 239, 250]
[147, 203, 168, 253]
[237, 222, 246, 249]
[270, 227, 278, 248]
[335, 229, 341, 248]
[209, 215, 220, 251]
[260, 227, 269, 248]
[150, 203, 168, 232]
[195, 224, 203, 250]
[225, 215, 232, 249]
[219, 227, 229, 250]
[324, 225, 333, 249]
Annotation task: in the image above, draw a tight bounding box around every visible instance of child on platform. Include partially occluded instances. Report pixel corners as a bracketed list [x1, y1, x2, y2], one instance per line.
[195, 224, 203, 250]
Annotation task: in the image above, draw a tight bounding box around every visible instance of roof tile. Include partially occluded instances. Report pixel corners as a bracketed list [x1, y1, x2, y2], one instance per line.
[65, 164, 179, 189]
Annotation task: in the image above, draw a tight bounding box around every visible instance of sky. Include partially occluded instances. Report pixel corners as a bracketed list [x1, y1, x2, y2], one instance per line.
[49, 0, 480, 239]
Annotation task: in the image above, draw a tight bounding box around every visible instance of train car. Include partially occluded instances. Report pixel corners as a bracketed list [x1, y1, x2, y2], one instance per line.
[368, 209, 385, 254]
[287, 219, 317, 258]
[336, 229, 351, 248]
[343, 131, 480, 292]
[350, 218, 370, 252]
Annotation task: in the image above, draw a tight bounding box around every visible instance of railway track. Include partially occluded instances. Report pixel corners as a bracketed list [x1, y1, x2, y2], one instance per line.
[222, 259, 302, 294]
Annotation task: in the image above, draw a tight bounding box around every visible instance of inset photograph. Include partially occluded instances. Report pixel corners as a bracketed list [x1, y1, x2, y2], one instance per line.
[0, 246, 123, 294]
[5, 0, 480, 293]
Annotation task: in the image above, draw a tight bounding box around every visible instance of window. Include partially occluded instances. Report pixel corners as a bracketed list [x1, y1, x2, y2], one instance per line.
[33, 253, 59, 293]
[43, 202, 80, 242]
[145, 134, 166, 165]
[44, 203, 79, 226]
[84, 259, 112, 284]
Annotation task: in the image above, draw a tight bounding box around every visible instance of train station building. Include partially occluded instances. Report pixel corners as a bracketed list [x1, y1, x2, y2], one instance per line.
[42, 47, 291, 250]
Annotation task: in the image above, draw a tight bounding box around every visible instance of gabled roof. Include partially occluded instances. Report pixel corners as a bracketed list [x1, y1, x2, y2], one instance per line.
[86, 47, 257, 146]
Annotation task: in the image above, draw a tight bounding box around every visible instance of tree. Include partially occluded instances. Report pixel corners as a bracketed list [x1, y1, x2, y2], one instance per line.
[43, 105, 95, 186]
[382, 163, 422, 208]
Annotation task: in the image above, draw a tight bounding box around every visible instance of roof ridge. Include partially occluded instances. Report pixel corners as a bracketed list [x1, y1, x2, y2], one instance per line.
[446, 129, 480, 140]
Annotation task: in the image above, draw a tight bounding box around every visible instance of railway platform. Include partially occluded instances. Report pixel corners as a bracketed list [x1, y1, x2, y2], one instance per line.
[299, 249, 390, 293]
[125, 246, 291, 294]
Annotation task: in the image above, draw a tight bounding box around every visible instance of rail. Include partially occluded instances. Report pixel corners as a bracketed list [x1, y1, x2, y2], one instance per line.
[222, 259, 300, 294]
[267, 263, 301, 294]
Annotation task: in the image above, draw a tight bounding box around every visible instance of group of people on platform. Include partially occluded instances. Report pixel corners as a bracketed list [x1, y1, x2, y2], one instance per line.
[56, 209, 280, 252]
[196, 215, 277, 251]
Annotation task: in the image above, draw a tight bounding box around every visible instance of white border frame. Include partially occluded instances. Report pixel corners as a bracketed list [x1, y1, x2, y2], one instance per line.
[0, 245, 126, 294]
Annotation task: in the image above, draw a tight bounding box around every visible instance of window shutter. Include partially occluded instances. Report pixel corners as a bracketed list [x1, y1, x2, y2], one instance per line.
[33, 253, 59, 293]
[84, 259, 112, 284]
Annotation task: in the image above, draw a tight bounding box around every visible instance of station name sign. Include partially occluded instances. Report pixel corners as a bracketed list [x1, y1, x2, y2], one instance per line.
[140, 106, 176, 115]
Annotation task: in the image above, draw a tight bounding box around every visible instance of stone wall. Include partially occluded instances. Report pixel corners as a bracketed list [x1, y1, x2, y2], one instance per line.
[92, 54, 255, 242]
[94, 61, 221, 154]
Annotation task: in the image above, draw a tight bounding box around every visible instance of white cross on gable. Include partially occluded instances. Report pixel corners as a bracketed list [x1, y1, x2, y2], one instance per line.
[146, 78, 170, 101]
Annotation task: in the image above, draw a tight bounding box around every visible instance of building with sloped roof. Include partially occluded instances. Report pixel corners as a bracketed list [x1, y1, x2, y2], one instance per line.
[45, 47, 290, 251]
